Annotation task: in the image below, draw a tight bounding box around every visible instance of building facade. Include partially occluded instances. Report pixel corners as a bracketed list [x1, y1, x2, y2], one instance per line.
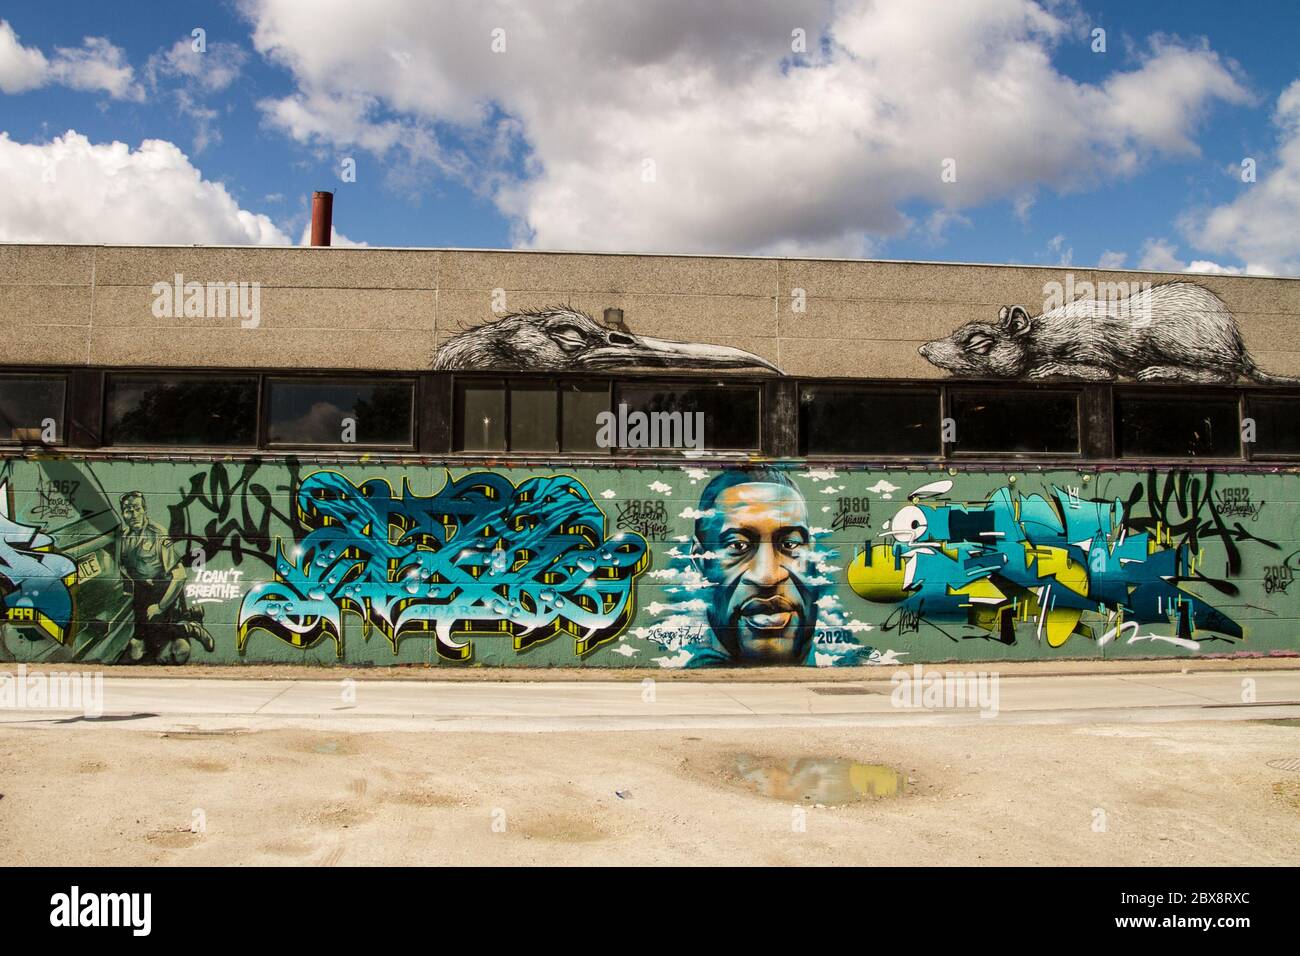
[2, 243, 1299, 667]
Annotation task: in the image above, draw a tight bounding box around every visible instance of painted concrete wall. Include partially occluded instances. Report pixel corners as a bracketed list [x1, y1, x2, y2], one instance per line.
[2, 456, 1295, 667]
[4, 244, 1300, 379]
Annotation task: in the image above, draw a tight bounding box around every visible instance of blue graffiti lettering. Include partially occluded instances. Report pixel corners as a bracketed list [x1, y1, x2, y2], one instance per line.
[238, 471, 649, 660]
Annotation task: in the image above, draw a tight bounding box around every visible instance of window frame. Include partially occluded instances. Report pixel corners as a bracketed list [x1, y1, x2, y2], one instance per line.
[104, 371, 262, 450]
[1243, 390, 1300, 463]
[611, 377, 764, 454]
[0, 371, 68, 447]
[1112, 386, 1245, 462]
[263, 375, 417, 451]
[557, 378, 615, 455]
[798, 382, 943, 459]
[944, 384, 1084, 459]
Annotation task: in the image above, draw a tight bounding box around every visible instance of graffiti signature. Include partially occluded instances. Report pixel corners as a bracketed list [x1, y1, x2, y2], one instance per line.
[616, 499, 670, 541]
[31, 478, 79, 520]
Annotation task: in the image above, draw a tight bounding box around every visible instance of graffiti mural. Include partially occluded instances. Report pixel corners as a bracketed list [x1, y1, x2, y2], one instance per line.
[238, 471, 650, 661]
[920, 282, 1300, 383]
[432, 307, 781, 373]
[633, 467, 874, 667]
[0, 458, 1296, 667]
[116, 491, 214, 664]
[0, 482, 77, 643]
[847, 479, 1253, 652]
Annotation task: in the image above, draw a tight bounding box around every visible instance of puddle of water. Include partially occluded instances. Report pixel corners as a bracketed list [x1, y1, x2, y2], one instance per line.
[1254, 718, 1300, 728]
[732, 754, 906, 804]
[313, 740, 340, 754]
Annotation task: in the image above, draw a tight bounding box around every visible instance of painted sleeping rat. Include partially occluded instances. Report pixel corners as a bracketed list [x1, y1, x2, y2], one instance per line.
[919, 281, 1300, 383]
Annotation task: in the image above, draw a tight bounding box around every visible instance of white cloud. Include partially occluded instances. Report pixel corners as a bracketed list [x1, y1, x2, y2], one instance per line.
[1184, 259, 1244, 275]
[1137, 237, 1184, 272]
[1097, 249, 1127, 269]
[147, 38, 248, 93]
[240, 0, 1249, 255]
[146, 38, 252, 154]
[0, 20, 47, 93]
[1181, 79, 1300, 276]
[1138, 237, 1261, 276]
[295, 222, 369, 247]
[1047, 233, 1072, 265]
[0, 20, 141, 99]
[0, 131, 290, 244]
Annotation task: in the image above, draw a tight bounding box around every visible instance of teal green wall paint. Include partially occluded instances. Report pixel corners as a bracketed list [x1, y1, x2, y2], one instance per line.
[1, 457, 1296, 667]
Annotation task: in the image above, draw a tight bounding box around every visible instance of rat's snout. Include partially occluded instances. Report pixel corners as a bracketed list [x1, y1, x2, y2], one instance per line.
[918, 342, 934, 359]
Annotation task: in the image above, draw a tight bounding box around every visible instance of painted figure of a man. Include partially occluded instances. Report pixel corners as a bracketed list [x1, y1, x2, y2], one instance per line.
[116, 491, 213, 663]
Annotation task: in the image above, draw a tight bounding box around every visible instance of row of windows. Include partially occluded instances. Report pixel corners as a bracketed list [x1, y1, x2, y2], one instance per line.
[0, 374, 415, 449]
[0, 371, 1297, 460]
[798, 387, 1284, 459]
[455, 380, 761, 452]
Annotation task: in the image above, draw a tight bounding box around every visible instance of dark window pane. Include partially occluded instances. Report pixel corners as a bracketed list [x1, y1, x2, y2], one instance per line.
[949, 389, 1079, 454]
[799, 387, 939, 456]
[1117, 395, 1240, 458]
[615, 383, 759, 451]
[510, 384, 557, 452]
[456, 382, 506, 451]
[561, 383, 610, 452]
[268, 380, 412, 446]
[1248, 396, 1300, 457]
[107, 375, 257, 446]
[0, 376, 65, 444]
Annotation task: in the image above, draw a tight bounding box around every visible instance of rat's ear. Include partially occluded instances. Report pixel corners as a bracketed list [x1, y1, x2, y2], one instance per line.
[1003, 305, 1032, 337]
[998, 306, 1010, 323]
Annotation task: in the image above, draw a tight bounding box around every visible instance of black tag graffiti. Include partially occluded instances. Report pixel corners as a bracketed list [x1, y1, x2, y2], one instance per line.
[31, 477, 79, 520]
[166, 459, 303, 569]
[830, 496, 872, 532]
[1212, 487, 1262, 521]
[616, 499, 670, 541]
[1123, 470, 1279, 585]
[1264, 549, 1300, 594]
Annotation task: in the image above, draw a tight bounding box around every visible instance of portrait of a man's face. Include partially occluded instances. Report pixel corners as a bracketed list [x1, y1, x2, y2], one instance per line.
[120, 493, 148, 533]
[691, 471, 819, 664]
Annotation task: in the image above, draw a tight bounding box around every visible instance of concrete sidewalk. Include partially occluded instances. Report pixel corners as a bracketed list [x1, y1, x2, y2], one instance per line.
[3, 668, 1298, 733]
[2, 654, 1297, 683]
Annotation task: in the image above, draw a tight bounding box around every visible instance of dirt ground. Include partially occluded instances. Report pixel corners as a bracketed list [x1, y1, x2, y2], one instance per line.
[2, 718, 1296, 866]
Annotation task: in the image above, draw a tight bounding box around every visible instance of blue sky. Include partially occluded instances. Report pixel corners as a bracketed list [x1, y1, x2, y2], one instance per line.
[1, 0, 1298, 273]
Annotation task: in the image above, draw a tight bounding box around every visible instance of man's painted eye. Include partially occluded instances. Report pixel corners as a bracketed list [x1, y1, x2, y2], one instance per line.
[724, 539, 749, 556]
[778, 534, 805, 555]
